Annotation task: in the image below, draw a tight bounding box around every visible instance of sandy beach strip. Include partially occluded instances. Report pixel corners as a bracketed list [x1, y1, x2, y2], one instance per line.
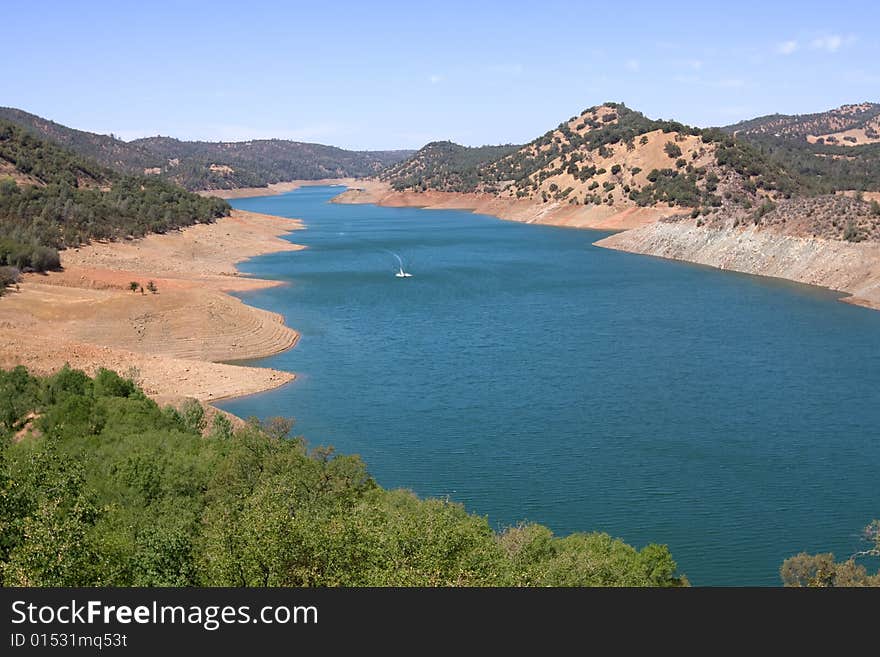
[0, 209, 305, 405]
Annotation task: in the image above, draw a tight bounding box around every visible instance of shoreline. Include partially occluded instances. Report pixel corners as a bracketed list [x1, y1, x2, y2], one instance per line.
[335, 180, 880, 312]
[331, 179, 669, 230]
[0, 209, 307, 407]
[198, 178, 358, 200]
[595, 220, 880, 311]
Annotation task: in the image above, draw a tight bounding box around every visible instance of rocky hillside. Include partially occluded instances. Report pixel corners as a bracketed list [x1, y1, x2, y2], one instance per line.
[0, 107, 413, 191]
[595, 196, 880, 310]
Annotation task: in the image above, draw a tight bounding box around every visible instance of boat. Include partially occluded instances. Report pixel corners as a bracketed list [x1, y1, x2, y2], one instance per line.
[391, 252, 413, 278]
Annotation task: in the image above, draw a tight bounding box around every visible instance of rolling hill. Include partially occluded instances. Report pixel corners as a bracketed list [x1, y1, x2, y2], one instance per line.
[725, 102, 880, 145]
[379, 103, 811, 221]
[721, 103, 880, 193]
[0, 107, 414, 191]
[0, 118, 229, 288]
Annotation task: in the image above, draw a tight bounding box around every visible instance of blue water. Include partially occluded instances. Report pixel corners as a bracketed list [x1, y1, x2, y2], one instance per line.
[219, 186, 880, 586]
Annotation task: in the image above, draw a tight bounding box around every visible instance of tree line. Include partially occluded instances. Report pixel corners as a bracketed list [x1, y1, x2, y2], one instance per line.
[0, 366, 684, 587]
[0, 120, 229, 292]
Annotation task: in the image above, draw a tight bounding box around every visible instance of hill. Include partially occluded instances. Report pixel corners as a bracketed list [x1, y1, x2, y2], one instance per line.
[0, 107, 414, 191]
[0, 119, 229, 289]
[381, 103, 809, 219]
[380, 141, 519, 192]
[726, 102, 880, 145]
[723, 103, 880, 193]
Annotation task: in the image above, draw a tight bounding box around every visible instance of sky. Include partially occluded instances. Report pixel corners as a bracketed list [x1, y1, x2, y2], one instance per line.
[5, 0, 878, 150]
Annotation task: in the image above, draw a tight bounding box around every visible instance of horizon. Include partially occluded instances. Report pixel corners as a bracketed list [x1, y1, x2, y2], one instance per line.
[5, 0, 879, 150]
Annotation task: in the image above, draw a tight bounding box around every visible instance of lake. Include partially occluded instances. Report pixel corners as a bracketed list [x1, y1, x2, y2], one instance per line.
[218, 185, 880, 585]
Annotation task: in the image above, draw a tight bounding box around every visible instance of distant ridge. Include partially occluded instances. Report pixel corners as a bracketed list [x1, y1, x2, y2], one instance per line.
[0, 107, 414, 191]
[724, 102, 880, 145]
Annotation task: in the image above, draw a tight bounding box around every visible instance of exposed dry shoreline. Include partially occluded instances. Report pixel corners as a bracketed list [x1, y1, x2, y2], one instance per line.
[0, 210, 305, 406]
[199, 178, 358, 200]
[595, 219, 880, 310]
[332, 179, 667, 230]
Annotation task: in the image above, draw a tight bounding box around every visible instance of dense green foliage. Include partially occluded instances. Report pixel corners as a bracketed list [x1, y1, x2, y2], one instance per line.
[0, 120, 229, 292]
[781, 522, 880, 586]
[0, 107, 413, 191]
[0, 366, 684, 587]
[381, 141, 519, 193]
[722, 134, 880, 193]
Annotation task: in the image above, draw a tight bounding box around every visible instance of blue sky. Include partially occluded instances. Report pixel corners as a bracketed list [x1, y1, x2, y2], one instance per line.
[5, 1, 878, 150]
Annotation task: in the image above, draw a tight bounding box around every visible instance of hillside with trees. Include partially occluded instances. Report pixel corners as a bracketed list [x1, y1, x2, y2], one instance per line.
[0, 365, 685, 587]
[0, 107, 414, 191]
[383, 103, 810, 215]
[722, 104, 880, 194]
[381, 141, 519, 192]
[0, 120, 229, 293]
[379, 102, 880, 237]
[725, 102, 880, 144]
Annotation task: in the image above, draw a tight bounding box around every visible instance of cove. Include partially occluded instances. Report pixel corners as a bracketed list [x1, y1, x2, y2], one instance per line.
[218, 186, 880, 586]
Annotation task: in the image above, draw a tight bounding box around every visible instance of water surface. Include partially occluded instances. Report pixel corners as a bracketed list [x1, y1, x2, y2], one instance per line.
[219, 186, 880, 585]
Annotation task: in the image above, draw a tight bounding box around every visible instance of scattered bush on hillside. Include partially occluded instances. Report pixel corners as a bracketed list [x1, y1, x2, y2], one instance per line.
[664, 142, 682, 158]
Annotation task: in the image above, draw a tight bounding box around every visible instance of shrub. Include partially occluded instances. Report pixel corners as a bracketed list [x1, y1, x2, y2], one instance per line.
[664, 142, 682, 158]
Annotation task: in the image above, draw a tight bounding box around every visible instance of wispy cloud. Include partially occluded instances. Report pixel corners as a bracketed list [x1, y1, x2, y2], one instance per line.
[776, 40, 798, 55]
[625, 59, 640, 73]
[810, 34, 855, 52]
[429, 74, 443, 84]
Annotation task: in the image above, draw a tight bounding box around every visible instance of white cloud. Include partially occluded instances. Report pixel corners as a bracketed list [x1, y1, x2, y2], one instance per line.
[809, 34, 856, 53]
[625, 59, 640, 72]
[776, 40, 798, 55]
[429, 74, 443, 84]
[811, 35, 842, 52]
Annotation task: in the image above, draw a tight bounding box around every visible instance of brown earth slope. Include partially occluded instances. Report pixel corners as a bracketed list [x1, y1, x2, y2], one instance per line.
[0, 209, 304, 404]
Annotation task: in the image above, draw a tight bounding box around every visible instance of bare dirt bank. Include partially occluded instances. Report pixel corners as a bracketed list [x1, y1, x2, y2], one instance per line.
[332, 180, 666, 230]
[595, 220, 880, 310]
[0, 210, 306, 404]
[199, 178, 357, 200]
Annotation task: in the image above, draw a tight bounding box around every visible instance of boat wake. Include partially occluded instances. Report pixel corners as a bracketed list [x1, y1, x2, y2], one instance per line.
[386, 250, 413, 278]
